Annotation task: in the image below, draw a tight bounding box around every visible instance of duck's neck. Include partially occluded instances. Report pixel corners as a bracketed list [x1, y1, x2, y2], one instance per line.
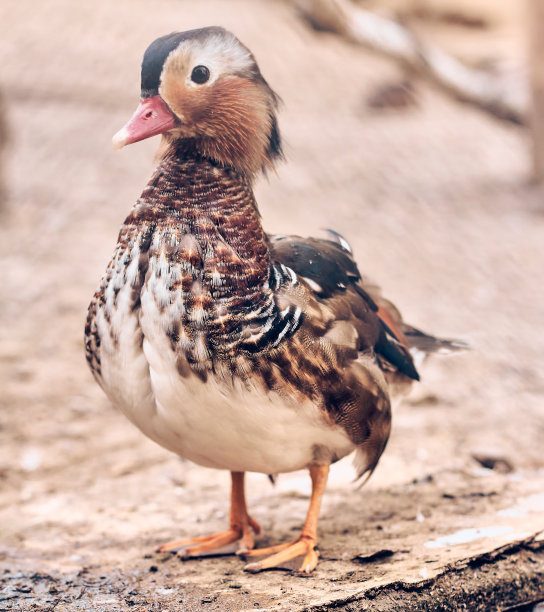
[129, 146, 273, 340]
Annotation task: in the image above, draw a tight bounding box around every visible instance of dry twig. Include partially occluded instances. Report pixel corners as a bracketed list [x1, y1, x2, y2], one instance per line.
[293, 0, 527, 125]
[528, 0, 544, 180]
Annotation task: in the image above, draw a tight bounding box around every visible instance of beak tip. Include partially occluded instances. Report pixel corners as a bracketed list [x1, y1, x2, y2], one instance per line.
[112, 96, 176, 150]
[112, 127, 129, 151]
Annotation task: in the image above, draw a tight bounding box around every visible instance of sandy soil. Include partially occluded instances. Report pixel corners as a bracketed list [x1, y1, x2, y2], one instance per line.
[1, 0, 543, 610]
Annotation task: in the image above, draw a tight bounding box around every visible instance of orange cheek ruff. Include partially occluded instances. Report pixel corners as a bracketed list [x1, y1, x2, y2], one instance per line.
[163, 76, 272, 174]
[161, 78, 208, 131]
[207, 79, 270, 139]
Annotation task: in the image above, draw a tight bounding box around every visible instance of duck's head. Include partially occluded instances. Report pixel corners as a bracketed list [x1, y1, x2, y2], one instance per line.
[113, 27, 282, 177]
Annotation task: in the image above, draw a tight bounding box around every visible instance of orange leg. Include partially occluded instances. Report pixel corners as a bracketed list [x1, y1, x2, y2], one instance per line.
[242, 464, 329, 574]
[157, 471, 260, 557]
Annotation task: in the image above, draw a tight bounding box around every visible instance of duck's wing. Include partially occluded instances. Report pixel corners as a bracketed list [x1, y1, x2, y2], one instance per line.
[268, 232, 420, 382]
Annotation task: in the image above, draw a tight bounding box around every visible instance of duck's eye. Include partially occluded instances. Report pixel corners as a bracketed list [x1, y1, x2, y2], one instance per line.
[191, 65, 210, 85]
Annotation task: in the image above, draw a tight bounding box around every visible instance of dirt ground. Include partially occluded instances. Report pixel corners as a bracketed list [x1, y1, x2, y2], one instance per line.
[1, 0, 544, 610]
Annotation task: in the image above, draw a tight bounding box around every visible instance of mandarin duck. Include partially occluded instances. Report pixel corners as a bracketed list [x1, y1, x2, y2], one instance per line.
[85, 26, 464, 574]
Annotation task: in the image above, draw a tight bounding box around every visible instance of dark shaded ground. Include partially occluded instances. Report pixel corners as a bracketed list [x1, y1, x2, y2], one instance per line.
[1, 0, 544, 610]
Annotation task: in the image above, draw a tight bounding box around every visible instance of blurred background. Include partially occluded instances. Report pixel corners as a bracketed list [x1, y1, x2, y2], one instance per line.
[1, 0, 543, 608]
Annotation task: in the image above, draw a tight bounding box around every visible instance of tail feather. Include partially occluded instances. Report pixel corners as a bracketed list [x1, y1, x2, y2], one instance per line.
[403, 326, 470, 365]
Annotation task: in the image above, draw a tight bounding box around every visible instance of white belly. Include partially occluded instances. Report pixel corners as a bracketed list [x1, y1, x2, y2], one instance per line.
[142, 336, 353, 473]
[95, 272, 354, 474]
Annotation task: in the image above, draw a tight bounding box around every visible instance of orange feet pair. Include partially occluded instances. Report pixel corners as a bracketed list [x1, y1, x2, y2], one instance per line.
[157, 465, 328, 574]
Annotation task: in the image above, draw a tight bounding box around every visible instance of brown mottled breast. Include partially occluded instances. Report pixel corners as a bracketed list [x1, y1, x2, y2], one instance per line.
[85, 148, 417, 479]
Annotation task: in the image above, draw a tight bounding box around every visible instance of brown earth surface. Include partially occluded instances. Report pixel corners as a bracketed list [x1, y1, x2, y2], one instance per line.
[1, 0, 544, 610]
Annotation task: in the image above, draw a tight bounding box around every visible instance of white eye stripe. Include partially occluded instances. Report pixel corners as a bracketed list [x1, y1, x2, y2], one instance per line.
[164, 32, 254, 88]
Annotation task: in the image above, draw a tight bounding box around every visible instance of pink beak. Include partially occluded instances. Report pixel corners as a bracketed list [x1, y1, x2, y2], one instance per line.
[112, 95, 177, 150]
